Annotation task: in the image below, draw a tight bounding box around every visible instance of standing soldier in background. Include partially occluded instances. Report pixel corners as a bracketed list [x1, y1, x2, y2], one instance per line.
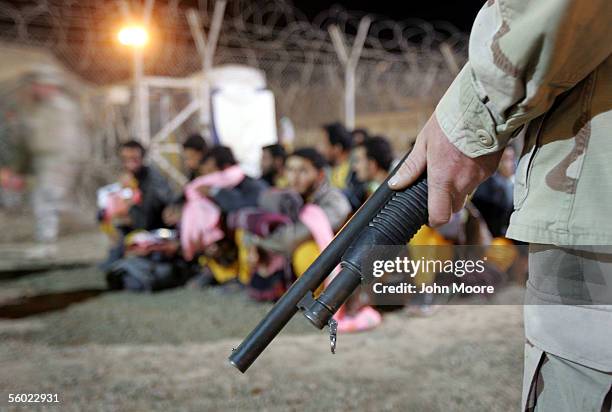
[0, 85, 29, 210]
[390, 0, 611, 410]
[25, 66, 87, 245]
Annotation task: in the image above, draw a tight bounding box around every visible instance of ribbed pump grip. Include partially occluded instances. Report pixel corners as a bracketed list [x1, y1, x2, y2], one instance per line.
[372, 177, 429, 242]
[342, 177, 429, 269]
[303, 177, 429, 329]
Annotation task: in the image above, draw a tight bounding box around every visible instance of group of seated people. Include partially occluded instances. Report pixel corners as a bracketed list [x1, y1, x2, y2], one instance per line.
[97, 122, 518, 332]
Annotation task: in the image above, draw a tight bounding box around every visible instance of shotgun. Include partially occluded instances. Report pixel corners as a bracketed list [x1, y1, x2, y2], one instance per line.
[229, 158, 428, 373]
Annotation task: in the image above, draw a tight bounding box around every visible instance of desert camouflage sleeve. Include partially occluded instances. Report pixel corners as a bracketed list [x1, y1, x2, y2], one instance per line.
[435, 0, 612, 157]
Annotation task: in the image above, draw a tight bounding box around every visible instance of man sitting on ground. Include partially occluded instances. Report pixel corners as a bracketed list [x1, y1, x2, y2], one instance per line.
[161, 133, 208, 228]
[182, 133, 208, 181]
[180, 145, 268, 287]
[197, 145, 269, 213]
[252, 148, 351, 256]
[317, 122, 367, 211]
[351, 128, 369, 146]
[317, 122, 353, 190]
[352, 136, 394, 196]
[260, 143, 287, 187]
[100, 140, 175, 269]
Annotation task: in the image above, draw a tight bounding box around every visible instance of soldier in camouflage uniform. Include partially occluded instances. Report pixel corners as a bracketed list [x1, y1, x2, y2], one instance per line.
[390, 0, 612, 410]
[25, 67, 86, 243]
[0, 81, 29, 209]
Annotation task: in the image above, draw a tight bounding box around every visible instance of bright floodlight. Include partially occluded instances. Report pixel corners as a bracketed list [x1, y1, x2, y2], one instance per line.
[118, 25, 148, 47]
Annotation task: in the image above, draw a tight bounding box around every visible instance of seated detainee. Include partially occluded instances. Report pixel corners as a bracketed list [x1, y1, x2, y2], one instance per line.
[352, 136, 394, 196]
[228, 206, 295, 301]
[235, 187, 340, 301]
[317, 122, 366, 211]
[317, 122, 353, 190]
[182, 133, 208, 182]
[104, 228, 195, 292]
[99, 140, 176, 270]
[197, 146, 269, 214]
[249, 148, 351, 256]
[260, 144, 287, 188]
[161, 133, 209, 229]
[118, 141, 176, 232]
[351, 128, 369, 146]
[180, 146, 267, 286]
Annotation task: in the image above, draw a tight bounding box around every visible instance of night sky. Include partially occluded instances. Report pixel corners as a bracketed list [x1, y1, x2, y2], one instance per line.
[2, 0, 484, 32]
[291, 0, 484, 32]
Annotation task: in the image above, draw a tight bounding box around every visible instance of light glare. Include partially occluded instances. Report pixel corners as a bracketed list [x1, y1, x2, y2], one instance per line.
[118, 26, 148, 47]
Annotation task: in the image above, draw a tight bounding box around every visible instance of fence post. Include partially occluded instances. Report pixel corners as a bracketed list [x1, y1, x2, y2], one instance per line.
[328, 16, 371, 130]
[187, 1, 226, 140]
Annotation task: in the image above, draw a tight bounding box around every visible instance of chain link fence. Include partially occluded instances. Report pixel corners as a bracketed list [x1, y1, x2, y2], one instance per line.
[0, 0, 467, 223]
[0, 0, 467, 144]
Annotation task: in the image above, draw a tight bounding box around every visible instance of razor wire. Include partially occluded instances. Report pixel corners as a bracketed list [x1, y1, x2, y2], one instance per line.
[0, 0, 468, 210]
[0, 0, 467, 129]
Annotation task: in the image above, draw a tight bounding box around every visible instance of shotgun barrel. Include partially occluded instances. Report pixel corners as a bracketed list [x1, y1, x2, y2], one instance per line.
[303, 177, 428, 328]
[229, 158, 428, 373]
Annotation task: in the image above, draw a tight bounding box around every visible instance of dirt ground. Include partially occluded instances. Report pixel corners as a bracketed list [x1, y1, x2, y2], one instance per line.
[0, 262, 525, 412]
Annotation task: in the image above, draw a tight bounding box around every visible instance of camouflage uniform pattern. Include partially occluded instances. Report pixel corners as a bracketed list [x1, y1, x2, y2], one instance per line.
[523, 245, 612, 411]
[434, 0, 612, 409]
[523, 344, 612, 412]
[26, 84, 87, 242]
[0, 81, 30, 209]
[0, 80, 30, 173]
[435, 0, 612, 245]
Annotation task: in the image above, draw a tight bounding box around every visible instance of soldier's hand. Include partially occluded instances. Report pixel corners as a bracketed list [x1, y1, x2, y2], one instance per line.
[388, 114, 503, 227]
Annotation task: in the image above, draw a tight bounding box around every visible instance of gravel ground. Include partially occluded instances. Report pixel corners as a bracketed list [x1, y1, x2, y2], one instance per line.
[0, 267, 314, 345]
[0, 209, 96, 244]
[0, 264, 525, 411]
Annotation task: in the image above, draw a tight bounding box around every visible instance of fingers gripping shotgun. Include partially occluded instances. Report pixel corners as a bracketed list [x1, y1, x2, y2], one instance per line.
[229, 162, 428, 373]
